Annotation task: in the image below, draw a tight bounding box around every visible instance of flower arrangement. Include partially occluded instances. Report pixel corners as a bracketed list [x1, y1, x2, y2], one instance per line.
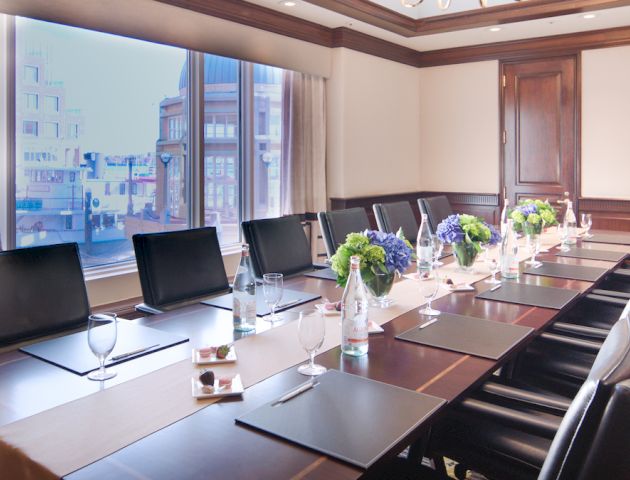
[436, 214, 501, 270]
[509, 199, 558, 233]
[331, 229, 413, 287]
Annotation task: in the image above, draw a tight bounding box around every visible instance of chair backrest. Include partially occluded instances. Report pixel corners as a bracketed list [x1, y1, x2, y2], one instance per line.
[133, 227, 229, 309]
[418, 195, 453, 234]
[242, 215, 313, 278]
[539, 300, 630, 480]
[0, 243, 90, 346]
[318, 208, 371, 258]
[373, 201, 418, 243]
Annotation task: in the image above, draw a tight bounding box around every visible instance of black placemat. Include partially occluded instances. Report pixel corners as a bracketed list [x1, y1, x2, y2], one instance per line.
[395, 313, 533, 360]
[236, 370, 445, 469]
[304, 267, 338, 281]
[476, 282, 580, 310]
[556, 247, 627, 263]
[201, 288, 321, 317]
[523, 261, 608, 282]
[583, 233, 630, 246]
[20, 322, 189, 376]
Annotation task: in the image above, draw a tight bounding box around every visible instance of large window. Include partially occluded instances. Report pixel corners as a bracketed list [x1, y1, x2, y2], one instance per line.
[12, 17, 284, 268]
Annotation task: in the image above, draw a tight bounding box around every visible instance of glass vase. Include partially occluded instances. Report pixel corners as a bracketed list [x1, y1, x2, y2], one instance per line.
[364, 270, 395, 308]
[452, 242, 479, 273]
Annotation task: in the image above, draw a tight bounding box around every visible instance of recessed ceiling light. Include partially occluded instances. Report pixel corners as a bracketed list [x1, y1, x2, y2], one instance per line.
[583, 13, 596, 19]
[279, 0, 297, 6]
[489, 27, 502, 32]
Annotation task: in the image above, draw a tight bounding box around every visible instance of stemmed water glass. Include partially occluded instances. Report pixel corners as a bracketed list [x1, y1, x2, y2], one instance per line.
[524, 222, 542, 267]
[581, 213, 593, 238]
[484, 244, 501, 284]
[432, 235, 444, 266]
[297, 309, 327, 376]
[418, 265, 441, 316]
[87, 312, 118, 381]
[263, 273, 283, 322]
[559, 222, 571, 252]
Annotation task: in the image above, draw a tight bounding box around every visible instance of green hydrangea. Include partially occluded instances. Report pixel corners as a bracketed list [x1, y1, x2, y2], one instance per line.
[330, 232, 385, 287]
[527, 213, 541, 224]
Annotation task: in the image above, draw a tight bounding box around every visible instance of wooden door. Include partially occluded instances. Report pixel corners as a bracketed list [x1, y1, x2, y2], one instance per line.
[501, 57, 578, 211]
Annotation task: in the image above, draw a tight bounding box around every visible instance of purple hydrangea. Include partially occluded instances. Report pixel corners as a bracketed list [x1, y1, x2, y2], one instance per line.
[436, 214, 465, 244]
[366, 230, 413, 274]
[517, 203, 538, 216]
[486, 223, 502, 246]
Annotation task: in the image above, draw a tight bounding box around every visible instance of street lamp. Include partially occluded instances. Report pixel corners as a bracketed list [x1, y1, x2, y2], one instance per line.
[160, 153, 172, 224]
[126, 155, 135, 216]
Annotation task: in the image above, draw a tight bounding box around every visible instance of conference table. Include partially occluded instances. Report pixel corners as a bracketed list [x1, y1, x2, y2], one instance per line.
[0, 230, 628, 480]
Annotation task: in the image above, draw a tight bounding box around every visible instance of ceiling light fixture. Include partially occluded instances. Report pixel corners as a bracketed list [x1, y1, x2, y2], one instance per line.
[489, 27, 502, 32]
[583, 13, 596, 19]
[402, 0, 530, 10]
[280, 0, 297, 6]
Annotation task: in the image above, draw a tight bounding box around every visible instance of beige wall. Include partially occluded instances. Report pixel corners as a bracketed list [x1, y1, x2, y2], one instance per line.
[582, 46, 630, 200]
[327, 48, 421, 199]
[0, 0, 331, 78]
[418, 61, 500, 194]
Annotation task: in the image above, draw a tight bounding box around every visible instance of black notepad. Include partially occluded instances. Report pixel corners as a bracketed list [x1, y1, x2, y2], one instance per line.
[201, 288, 321, 317]
[476, 282, 580, 310]
[236, 370, 445, 469]
[396, 313, 533, 360]
[304, 267, 338, 281]
[20, 322, 189, 376]
[556, 247, 627, 263]
[584, 233, 630, 246]
[523, 261, 607, 282]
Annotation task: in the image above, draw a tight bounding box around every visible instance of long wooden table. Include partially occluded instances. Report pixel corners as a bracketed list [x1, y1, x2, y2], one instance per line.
[0, 233, 628, 479]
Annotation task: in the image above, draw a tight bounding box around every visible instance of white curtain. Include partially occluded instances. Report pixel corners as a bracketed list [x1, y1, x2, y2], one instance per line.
[280, 71, 327, 216]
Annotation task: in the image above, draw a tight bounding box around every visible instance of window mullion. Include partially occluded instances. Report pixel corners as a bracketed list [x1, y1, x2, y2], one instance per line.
[240, 62, 255, 222]
[3, 15, 16, 250]
[188, 50, 204, 229]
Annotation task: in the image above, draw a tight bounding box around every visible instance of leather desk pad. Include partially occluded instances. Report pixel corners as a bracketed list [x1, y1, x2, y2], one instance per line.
[556, 247, 626, 263]
[476, 282, 580, 310]
[523, 261, 607, 282]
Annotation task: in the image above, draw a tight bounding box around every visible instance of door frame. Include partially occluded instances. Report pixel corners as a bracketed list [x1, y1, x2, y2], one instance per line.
[498, 54, 582, 213]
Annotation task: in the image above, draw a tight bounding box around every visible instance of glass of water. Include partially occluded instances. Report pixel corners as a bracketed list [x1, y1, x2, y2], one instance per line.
[484, 244, 501, 284]
[419, 265, 441, 316]
[432, 235, 444, 266]
[297, 309, 327, 376]
[581, 213, 593, 238]
[263, 273, 283, 322]
[87, 312, 118, 381]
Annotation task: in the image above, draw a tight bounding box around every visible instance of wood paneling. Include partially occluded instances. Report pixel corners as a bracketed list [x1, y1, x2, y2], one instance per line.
[502, 57, 578, 208]
[580, 198, 630, 231]
[330, 191, 500, 228]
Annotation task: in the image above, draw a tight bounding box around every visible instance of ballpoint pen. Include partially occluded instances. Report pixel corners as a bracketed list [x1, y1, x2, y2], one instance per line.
[490, 284, 502, 292]
[111, 344, 160, 362]
[419, 318, 439, 329]
[271, 379, 318, 406]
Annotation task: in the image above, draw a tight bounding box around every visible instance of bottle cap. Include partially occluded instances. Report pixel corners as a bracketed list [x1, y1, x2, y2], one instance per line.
[350, 255, 361, 270]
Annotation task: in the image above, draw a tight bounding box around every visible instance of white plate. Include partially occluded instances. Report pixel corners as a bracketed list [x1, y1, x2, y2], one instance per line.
[315, 304, 340, 316]
[368, 320, 384, 334]
[403, 273, 434, 281]
[443, 283, 475, 292]
[192, 346, 237, 365]
[192, 374, 244, 399]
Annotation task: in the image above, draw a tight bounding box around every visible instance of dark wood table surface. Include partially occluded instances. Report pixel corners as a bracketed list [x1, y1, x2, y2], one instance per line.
[0, 238, 626, 480]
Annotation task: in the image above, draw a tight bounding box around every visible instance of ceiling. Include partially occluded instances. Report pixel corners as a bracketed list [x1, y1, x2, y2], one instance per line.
[245, 0, 630, 51]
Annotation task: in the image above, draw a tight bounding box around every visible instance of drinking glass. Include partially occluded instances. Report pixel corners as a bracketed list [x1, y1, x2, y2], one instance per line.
[432, 235, 444, 266]
[87, 312, 118, 381]
[581, 213, 593, 238]
[297, 309, 327, 376]
[559, 222, 571, 252]
[263, 273, 283, 322]
[418, 265, 441, 316]
[484, 245, 501, 284]
[524, 230, 542, 267]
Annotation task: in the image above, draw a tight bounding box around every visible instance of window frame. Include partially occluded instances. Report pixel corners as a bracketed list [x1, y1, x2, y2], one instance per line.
[3, 16, 281, 275]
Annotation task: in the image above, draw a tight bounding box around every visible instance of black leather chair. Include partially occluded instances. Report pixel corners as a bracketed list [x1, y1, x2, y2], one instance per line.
[373, 201, 418, 243]
[133, 227, 229, 314]
[0, 243, 89, 346]
[418, 195, 453, 234]
[242, 215, 316, 278]
[424, 301, 630, 480]
[317, 207, 371, 258]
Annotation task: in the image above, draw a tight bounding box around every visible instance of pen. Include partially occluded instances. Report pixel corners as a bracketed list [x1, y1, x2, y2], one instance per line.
[419, 318, 439, 329]
[275, 299, 302, 310]
[271, 380, 318, 406]
[111, 344, 160, 361]
[490, 284, 502, 292]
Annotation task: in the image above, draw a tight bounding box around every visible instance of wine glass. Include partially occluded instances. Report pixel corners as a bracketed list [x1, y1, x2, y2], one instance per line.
[262, 273, 283, 322]
[581, 213, 593, 238]
[432, 235, 444, 266]
[87, 313, 118, 381]
[484, 244, 501, 284]
[524, 222, 542, 267]
[559, 222, 571, 252]
[538, 219, 550, 253]
[297, 309, 327, 376]
[418, 265, 441, 316]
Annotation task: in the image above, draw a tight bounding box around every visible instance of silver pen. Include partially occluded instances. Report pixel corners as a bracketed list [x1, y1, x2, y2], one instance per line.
[490, 284, 502, 292]
[111, 343, 160, 361]
[419, 318, 439, 329]
[272, 380, 318, 406]
[275, 299, 302, 310]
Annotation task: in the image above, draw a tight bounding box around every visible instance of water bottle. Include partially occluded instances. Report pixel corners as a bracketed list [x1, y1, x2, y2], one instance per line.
[341, 256, 369, 357]
[416, 213, 433, 274]
[500, 198, 510, 237]
[500, 219, 519, 279]
[564, 200, 578, 245]
[233, 244, 256, 332]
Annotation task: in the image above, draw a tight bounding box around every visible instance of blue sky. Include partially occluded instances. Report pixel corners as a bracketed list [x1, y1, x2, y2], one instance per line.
[17, 17, 186, 155]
